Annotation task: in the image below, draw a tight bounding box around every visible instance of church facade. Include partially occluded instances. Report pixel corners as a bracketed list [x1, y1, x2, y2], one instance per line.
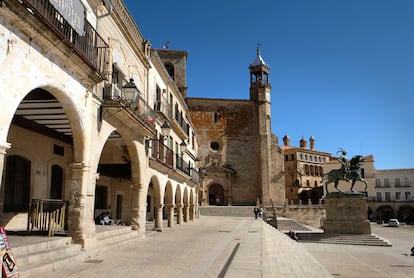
[186, 48, 286, 207]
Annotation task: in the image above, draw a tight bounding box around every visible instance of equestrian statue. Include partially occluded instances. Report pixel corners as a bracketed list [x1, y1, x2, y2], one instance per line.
[321, 148, 368, 194]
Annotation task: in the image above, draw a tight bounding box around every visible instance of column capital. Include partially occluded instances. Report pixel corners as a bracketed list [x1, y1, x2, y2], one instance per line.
[0, 142, 11, 154]
[70, 162, 91, 171]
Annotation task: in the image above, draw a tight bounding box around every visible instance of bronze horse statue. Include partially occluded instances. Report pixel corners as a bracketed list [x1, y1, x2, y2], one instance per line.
[322, 155, 368, 194]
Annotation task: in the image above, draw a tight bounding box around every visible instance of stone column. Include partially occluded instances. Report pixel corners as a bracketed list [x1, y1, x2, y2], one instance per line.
[167, 204, 175, 227]
[184, 204, 190, 222]
[154, 204, 163, 232]
[0, 143, 11, 215]
[176, 204, 183, 224]
[190, 204, 195, 221]
[130, 183, 144, 232]
[68, 162, 96, 249]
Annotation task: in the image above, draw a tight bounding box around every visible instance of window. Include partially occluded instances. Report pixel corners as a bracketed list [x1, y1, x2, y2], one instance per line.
[53, 144, 64, 156]
[375, 179, 381, 187]
[376, 192, 382, 201]
[213, 112, 219, 123]
[395, 192, 401, 200]
[50, 164, 63, 199]
[404, 177, 409, 186]
[165, 63, 174, 79]
[285, 155, 289, 161]
[385, 192, 391, 201]
[210, 141, 220, 151]
[384, 178, 390, 187]
[112, 64, 125, 90]
[405, 192, 411, 200]
[291, 154, 295, 160]
[395, 178, 401, 187]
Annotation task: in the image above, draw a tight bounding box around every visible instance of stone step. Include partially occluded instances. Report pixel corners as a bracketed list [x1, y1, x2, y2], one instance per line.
[295, 233, 392, 246]
[95, 225, 138, 249]
[15, 241, 85, 278]
[13, 226, 139, 277]
[199, 206, 256, 217]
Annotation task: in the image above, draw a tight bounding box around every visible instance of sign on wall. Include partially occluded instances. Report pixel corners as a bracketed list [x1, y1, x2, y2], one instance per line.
[49, 0, 85, 35]
[0, 227, 19, 278]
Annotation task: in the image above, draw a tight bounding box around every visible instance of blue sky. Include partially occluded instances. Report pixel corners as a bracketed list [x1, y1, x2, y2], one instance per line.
[124, 0, 414, 170]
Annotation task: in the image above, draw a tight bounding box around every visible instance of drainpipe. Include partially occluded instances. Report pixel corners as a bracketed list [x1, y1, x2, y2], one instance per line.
[96, 0, 114, 33]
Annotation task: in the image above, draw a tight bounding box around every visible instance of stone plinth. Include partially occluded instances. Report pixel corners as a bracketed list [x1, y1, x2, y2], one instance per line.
[323, 193, 371, 234]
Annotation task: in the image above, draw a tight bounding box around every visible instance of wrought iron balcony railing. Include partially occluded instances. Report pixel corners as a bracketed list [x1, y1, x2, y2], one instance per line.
[131, 94, 157, 130]
[146, 140, 173, 168]
[19, 0, 109, 79]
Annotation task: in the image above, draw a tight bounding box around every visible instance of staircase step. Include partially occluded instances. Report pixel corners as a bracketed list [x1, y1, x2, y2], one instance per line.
[12, 226, 138, 277]
[95, 225, 137, 248]
[199, 206, 256, 217]
[295, 233, 392, 246]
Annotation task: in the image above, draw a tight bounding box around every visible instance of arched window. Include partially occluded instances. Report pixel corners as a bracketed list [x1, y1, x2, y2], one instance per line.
[165, 63, 174, 80]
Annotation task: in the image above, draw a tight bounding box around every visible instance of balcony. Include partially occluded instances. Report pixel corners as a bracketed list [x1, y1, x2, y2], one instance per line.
[146, 140, 173, 169]
[9, 0, 108, 81]
[175, 155, 200, 183]
[102, 83, 156, 133]
[154, 94, 172, 119]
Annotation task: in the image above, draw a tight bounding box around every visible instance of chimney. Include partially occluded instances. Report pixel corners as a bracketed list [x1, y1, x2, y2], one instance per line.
[299, 136, 307, 148]
[283, 135, 290, 146]
[309, 136, 315, 150]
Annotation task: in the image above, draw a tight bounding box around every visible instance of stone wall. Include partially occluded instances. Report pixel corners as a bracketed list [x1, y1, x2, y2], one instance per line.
[277, 206, 326, 229]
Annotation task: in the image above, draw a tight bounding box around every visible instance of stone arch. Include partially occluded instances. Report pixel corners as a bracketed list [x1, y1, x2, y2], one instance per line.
[376, 205, 395, 221]
[1, 87, 86, 232]
[397, 205, 414, 223]
[208, 184, 224, 206]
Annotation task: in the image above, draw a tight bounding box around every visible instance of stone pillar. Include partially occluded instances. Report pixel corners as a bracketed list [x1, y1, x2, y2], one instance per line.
[176, 204, 183, 224]
[154, 204, 163, 232]
[184, 204, 190, 222]
[0, 143, 11, 215]
[189, 204, 195, 221]
[130, 183, 144, 233]
[323, 193, 371, 234]
[68, 162, 96, 249]
[167, 204, 175, 227]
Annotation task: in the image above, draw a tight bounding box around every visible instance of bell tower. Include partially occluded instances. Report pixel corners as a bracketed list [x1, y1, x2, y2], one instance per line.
[249, 44, 274, 205]
[249, 44, 271, 102]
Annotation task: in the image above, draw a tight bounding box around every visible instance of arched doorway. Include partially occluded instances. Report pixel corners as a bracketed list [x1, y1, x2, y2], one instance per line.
[208, 184, 224, 206]
[376, 205, 395, 221]
[397, 205, 414, 223]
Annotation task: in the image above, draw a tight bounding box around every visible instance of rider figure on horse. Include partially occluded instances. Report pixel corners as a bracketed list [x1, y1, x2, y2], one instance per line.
[338, 148, 349, 181]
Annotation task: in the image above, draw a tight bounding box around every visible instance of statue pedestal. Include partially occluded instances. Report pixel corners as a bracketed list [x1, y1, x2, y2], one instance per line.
[323, 193, 371, 234]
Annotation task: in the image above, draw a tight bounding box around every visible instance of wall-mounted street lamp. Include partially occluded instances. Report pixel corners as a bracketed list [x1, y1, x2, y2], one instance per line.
[121, 78, 140, 107]
[160, 121, 171, 138]
[179, 140, 187, 154]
